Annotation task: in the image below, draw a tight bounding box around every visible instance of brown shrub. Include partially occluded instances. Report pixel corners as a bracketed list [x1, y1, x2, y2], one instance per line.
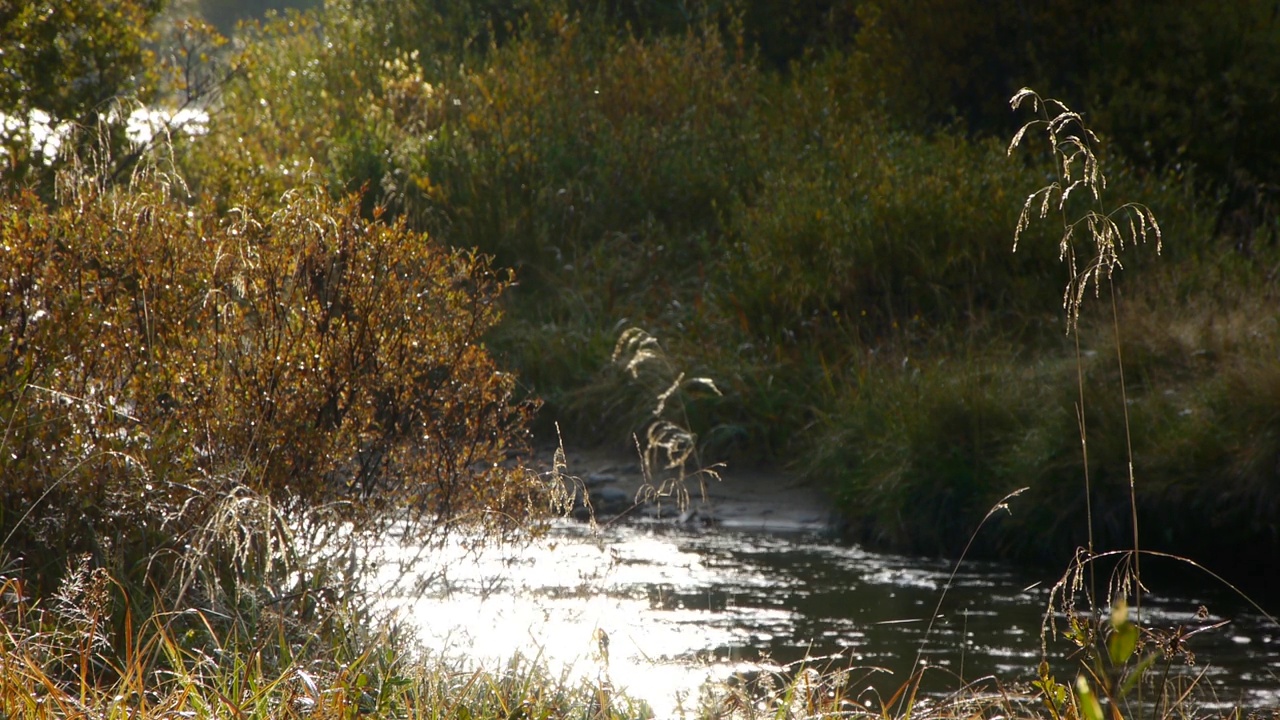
[0, 176, 546, 598]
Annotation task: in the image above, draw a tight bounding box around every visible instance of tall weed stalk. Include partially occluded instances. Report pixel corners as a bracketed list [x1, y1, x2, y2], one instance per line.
[1009, 88, 1177, 717]
[1010, 87, 1161, 549]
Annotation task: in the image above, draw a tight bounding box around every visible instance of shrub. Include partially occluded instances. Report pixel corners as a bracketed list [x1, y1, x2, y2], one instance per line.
[174, 7, 387, 212]
[719, 58, 1205, 354]
[0, 171, 548, 607]
[723, 120, 1062, 345]
[188, 0, 760, 240]
[180, 1, 772, 443]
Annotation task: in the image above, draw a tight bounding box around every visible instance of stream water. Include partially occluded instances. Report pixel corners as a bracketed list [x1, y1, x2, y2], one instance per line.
[382, 521, 1280, 717]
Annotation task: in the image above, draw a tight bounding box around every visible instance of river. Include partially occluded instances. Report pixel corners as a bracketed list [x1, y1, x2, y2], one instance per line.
[379, 517, 1280, 718]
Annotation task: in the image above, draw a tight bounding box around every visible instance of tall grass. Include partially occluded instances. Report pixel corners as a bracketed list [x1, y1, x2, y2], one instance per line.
[1008, 87, 1156, 717]
[1007, 89, 1280, 720]
[0, 568, 654, 720]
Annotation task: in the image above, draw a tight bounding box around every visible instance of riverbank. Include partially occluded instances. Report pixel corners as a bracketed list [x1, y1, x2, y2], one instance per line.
[522, 444, 839, 534]
[532, 411, 1280, 616]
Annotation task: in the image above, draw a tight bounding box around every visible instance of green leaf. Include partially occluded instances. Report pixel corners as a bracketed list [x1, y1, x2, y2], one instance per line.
[1033, 677, 1068, 712]
[1034, 660, 1068, 714]
[1076, 676, 1105, 720]
[1107, 599, 1139, 666]
[1108, 621, 1139, 666]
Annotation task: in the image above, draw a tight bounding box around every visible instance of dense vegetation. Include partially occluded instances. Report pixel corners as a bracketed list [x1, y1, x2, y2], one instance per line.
[3, 0, 1279, 716]
[1, 2, 569, 714]
[168, 0, 1279, 584]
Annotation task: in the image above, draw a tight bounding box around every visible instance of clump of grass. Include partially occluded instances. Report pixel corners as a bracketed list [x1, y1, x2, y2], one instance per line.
[801, 350, 1043, 555]
[693, 654, 1033, 720]
[0, 567, 652, 720]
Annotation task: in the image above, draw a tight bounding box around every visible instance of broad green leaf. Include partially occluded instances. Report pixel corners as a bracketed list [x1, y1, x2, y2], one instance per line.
[1035, 660, 1068, 714]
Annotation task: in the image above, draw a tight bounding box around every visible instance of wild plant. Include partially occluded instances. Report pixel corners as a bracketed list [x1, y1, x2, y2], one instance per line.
[1007, 85, 1160, 718]
[1005, 89, 1277, 719]
[1, 561, 657, 720]
[611, 327, 723, 517]
[696, 657, 861, 719]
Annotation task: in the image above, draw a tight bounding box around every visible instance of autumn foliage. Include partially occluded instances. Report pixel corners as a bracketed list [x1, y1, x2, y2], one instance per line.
[1, 172, 545, 597]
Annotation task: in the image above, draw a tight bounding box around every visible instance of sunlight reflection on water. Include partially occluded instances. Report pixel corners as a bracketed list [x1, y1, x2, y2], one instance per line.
[377, 521, 1280, 716]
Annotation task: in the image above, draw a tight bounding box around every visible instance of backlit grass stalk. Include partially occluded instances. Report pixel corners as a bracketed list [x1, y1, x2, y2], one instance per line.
[1009, 88, 1162, 716]
[1009, 88, 1161, 574]
[612, 327, 724, 514]
[900, 487, 1027, 718]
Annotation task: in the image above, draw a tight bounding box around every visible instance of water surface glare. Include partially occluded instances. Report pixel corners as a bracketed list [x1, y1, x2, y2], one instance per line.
[382, 522, 1280, 716]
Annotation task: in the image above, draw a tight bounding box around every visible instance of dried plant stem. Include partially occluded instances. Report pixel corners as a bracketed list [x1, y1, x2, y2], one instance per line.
[1073, 328, 1097, 608]
[1110, 282, 1141, 603]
